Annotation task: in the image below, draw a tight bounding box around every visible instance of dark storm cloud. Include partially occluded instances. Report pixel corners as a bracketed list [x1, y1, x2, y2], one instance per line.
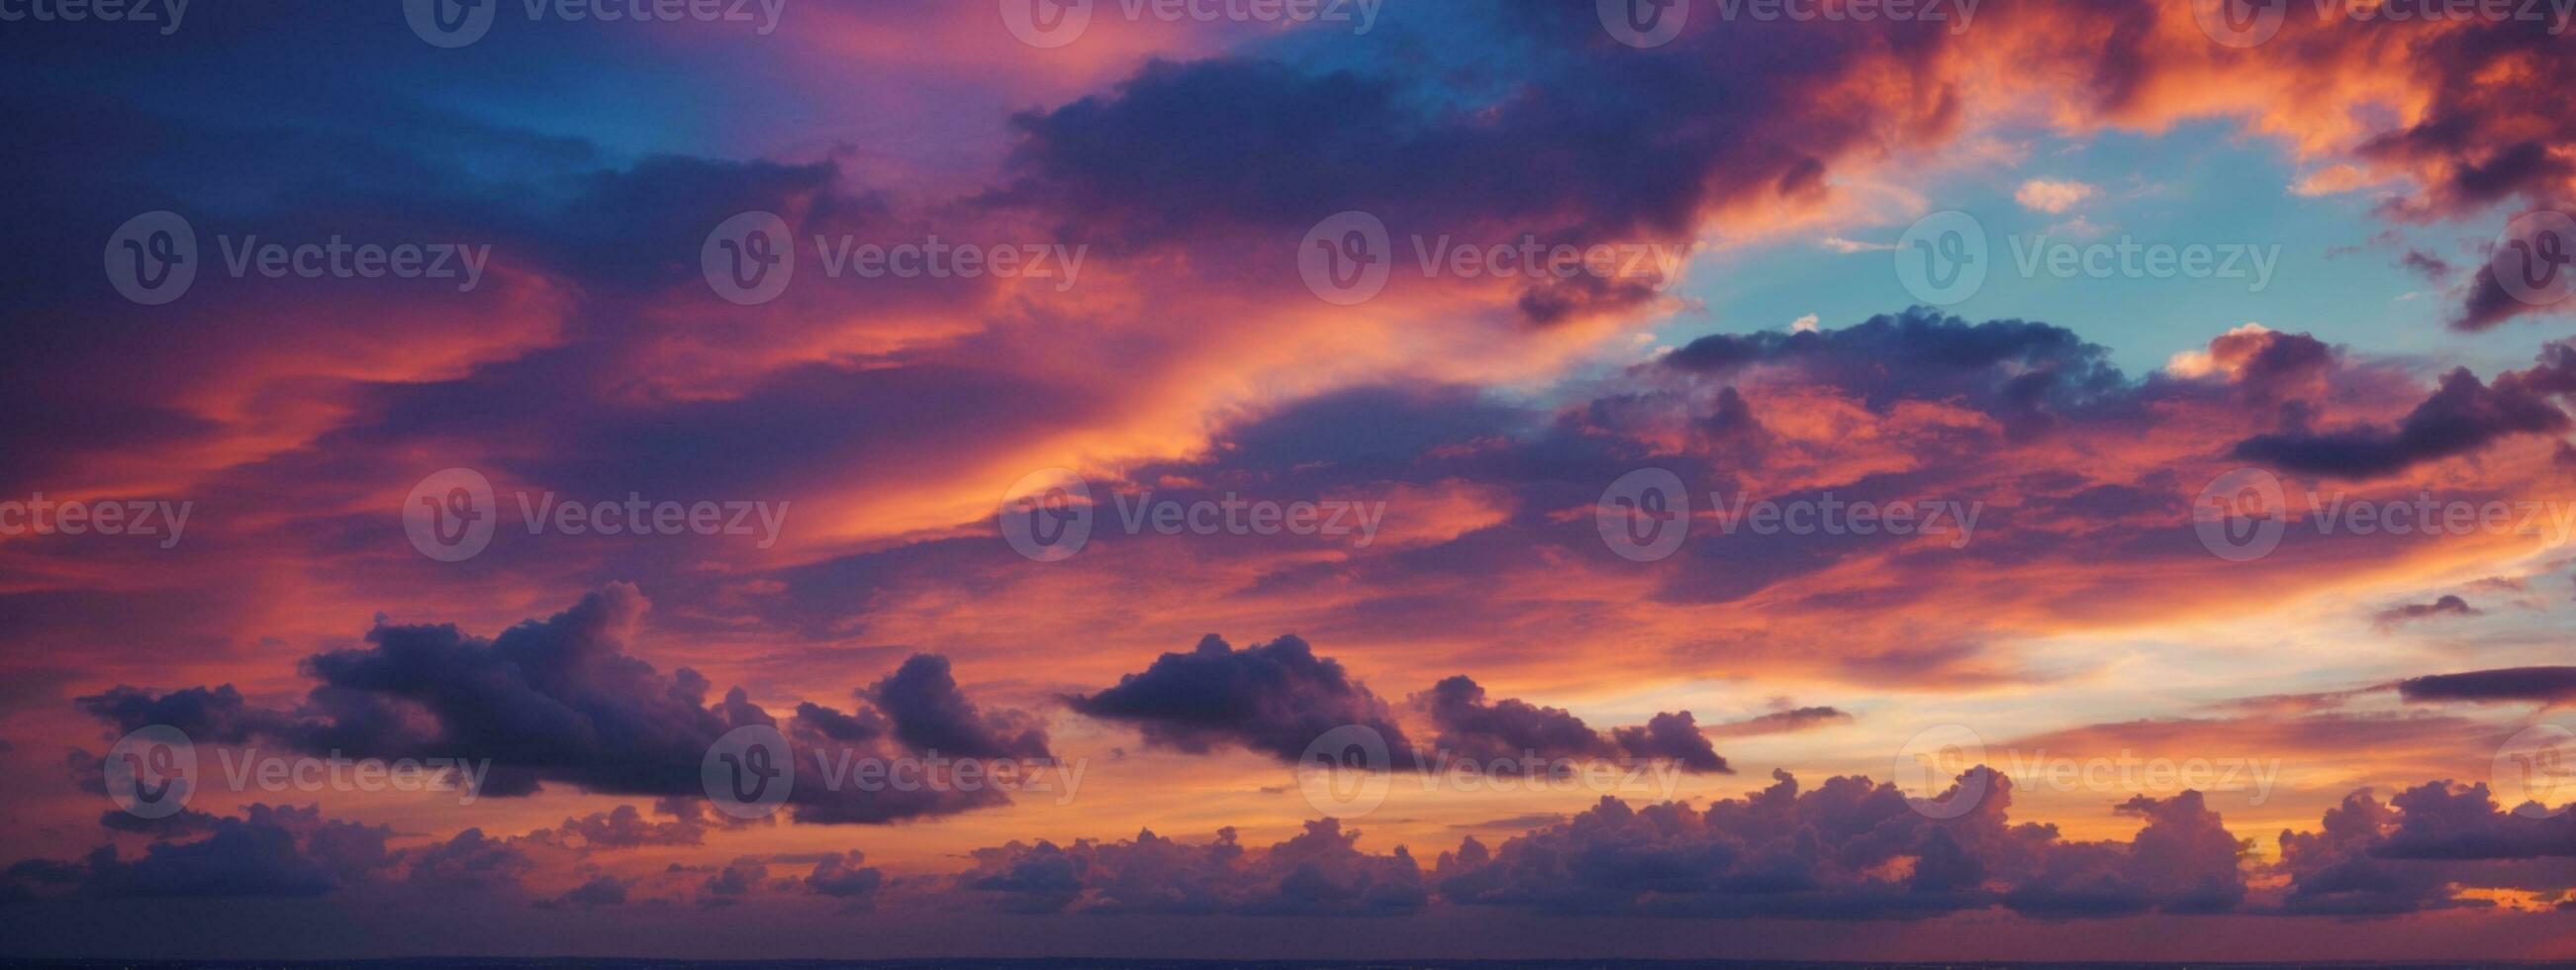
[1609, 713, 1729, 773]
[1435, 768, 2242, 920]
[1412, 676, 1728, 773]
[868, 654, 1051, 760]
[5, 805, 392, 900]
[960, 819, 1428, 917]
[72, 587, 1048, 824]
[2396, 666, 2576, 705]
[2231, 367, 2569, 478]
[1414, 676, 1619, 763]
[1069, 634, 1419, 767]
[1662, 309, 2129, 438]
[2373, 595, 2481, 627]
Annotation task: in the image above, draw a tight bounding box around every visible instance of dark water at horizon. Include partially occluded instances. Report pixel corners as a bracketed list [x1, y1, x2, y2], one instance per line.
[6, 960, 2571, 970]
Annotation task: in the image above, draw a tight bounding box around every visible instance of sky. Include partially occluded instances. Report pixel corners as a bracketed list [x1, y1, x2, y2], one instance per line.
[4, 0, 2576, 962]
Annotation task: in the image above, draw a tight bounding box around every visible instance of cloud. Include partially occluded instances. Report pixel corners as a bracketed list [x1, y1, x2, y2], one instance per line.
[1436, 767, 2242, 919]
[2231, 366, 2570, 479]
[1069, 634, 1420, 767]
[2014, 178, 2098, 215]
[1415, 677, 1728, 773]
[960, 819, 1428, 916]
[2374, 595, 2482, 628]
[2397, 666, 2576, 706]
[76, 586, 1050, 824]
[1706, 707, 1856, 737]
[868, 654, 1052, 760]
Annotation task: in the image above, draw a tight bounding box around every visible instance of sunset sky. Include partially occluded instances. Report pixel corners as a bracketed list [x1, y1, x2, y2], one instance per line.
[5, 0, 2576, 962]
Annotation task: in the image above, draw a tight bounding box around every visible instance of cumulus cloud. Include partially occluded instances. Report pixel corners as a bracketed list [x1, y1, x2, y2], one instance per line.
[2014, 178, 2098, 214]
[1069, 634, 1420, 767]
[1435, 768, 2242, 919]
[960, 819, 1427, 917]
[1415, 677, 1728, 773]
[76, 586, 1051, 825]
